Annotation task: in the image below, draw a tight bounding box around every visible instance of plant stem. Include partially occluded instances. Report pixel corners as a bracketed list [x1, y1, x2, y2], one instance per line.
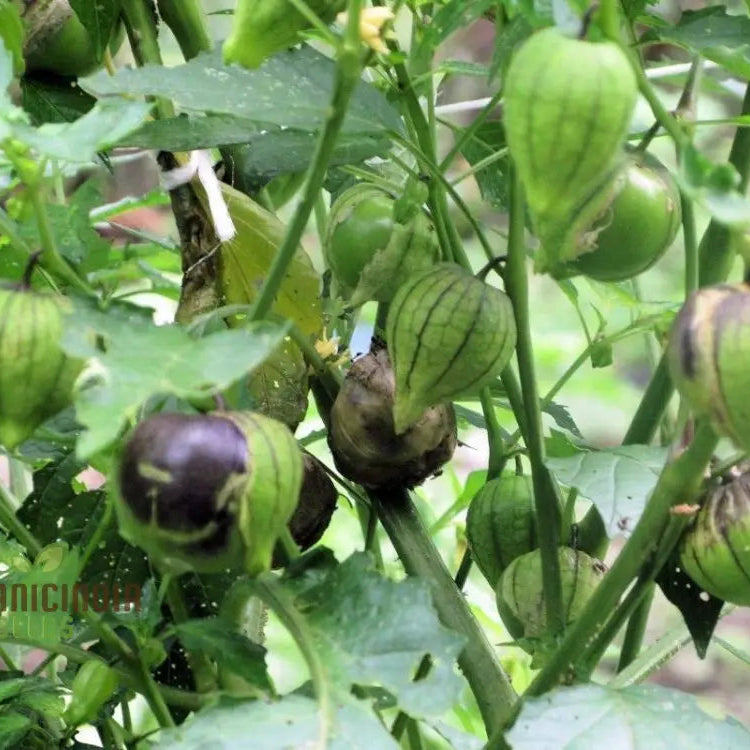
[525, 422, 717, 696]
[165, 578, 217, 693]
[0, 481, 42, 555]
[121, 0, 174, 120]
[156, 0, 212, 60]
[249, 9, 363, 322]
[616, 582, 655, 672]
[698, 82, 750, 284]
[372, 488, 517, 736]
[480, 387, 506, 481]
[252, 574, 333, 746]
[504, 168, 564, 635]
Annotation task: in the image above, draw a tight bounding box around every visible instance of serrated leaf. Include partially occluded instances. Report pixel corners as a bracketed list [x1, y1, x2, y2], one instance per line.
[278, 552, 464, 719]
[61, 302, 289, 455]
[545, 445, 668, 536]
[505, 683, 750, 749]
[174, 618, 272, 694]
[155, 694, 398, 750]
[80, 46, 402, 135]
[542, 402, 582, 438]
[219, 183, 323, 336]
[644, 8, 750, 81]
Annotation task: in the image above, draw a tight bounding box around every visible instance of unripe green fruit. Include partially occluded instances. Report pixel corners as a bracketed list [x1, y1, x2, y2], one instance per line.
[466, 475, 537, 588]
[223, 0, 346, 69]
[495, 547, 605, 645]
[668, 283, 750, 452]
[561, 151, 681, 281]
[504, 28, 637, 272]
[64, 660, 119, 727]
[680, 472, 750, 605]
[115, 411, 303, 575]
[22, 0, 124, 78]
[325, 185, 440, 308]
[386, 264, 516, 433]
[328, 347, 457, 489]
[0, 285, 83, 450]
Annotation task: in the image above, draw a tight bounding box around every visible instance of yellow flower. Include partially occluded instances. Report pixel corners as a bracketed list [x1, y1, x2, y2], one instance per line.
[337, 7, 395, 54]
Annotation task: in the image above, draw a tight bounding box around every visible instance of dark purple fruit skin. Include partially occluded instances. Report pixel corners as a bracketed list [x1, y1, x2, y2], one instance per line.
[273, 455, 338, 567]
[119, 413, 247, 538]
[291, 455, 338, 549]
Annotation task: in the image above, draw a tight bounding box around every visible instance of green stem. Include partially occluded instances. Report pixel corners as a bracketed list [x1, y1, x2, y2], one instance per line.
[0, 482, 42, 555]
[682, 191, 699, 295]
[616, 582, 655, 672]
[372, 488, 517, 736]
[28, 185, 94, 296]
[121, 0, 174, 120]
[252, 574, 333, 746]
[156, 0, 212, 60]
[505, 167, 564, 635]
[500, 367, 528, 446]
[698, 81, 750, 285]
[480, 387, 506, 481]
[525, 422, 717, 697]
[165, 578, 217, 693]
[597, 0, 621, 42]
[250, 12, 363, 322]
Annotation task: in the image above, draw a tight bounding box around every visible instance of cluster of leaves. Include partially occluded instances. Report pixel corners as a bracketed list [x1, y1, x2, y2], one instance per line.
[0, 0, 749, 748]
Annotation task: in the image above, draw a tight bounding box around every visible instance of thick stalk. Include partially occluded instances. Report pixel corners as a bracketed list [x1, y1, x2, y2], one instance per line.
[504, 168, 564, 634]
[372, 488, 517, 736]
[156, 0, 212, 60]
[525, 422, 717, 697]
[616, 582, 655, 672]
[480, 387, 506, 481]
[250, 8, 363, 322]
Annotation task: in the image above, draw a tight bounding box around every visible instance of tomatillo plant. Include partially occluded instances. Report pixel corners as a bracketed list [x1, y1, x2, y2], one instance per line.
[0, 0, 749, 747]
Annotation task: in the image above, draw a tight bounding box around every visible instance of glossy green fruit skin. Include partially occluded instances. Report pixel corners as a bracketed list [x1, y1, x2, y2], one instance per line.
[387, 264, 516, 433]
[668, 283, 750, 452]
[64, 660, 119, 727]
[504, 28, 637, 270]
[0, 287, 83, 450]
[115, 411, 303, 575]
[563, 151, 681, 281]
[680, 472, 750, 605]
[327, 192, 395, 291]
[23, 2, 124, 78]
[466, 475, 536, 588]
[495, 547, 605, 643]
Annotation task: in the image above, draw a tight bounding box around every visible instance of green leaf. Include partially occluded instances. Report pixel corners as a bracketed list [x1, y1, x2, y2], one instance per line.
[19, 180, 110, 273]
[80, 46, 402, 135]
[219, 183, 323, 336]
[70, 0, 121, 61]
[279, 552, 464, 718]
[61, 301, 290, 455]
[20, 75, 96, 125]
[545, 444, 668, 536]
[11, 99, 151, 163]
[174, 618, 272, 694]
[460, 121, 509, 210]
[505, 683, 750, 749]
[0, 2, 23, 76]
[156, 694, 398, 750]
[678, 143, 750, 227]
[643, 8, 750, 81]
[124, 115, 390, 180]
[0, 712, 32, 749]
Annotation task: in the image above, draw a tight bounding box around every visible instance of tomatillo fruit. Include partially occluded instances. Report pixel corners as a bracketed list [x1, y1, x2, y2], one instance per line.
[564, 150, 681, 282]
